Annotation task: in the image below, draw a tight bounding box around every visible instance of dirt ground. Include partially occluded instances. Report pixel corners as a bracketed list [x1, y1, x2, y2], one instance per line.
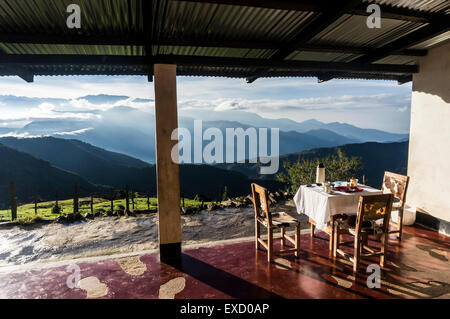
[0, 200, 308, 268]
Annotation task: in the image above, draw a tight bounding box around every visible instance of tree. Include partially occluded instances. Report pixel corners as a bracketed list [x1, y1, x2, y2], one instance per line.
[276, 149, 363, 192]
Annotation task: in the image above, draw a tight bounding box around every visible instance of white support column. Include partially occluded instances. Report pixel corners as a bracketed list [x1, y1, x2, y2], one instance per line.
[153, 64, 182, 263]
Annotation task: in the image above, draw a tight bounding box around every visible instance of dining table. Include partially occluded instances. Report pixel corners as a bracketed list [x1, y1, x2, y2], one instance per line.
[293, 182, 383, 251]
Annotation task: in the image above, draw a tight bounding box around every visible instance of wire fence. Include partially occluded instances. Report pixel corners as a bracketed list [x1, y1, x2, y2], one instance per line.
[0, 181, 160, 222]
[0, 181, 211, 222]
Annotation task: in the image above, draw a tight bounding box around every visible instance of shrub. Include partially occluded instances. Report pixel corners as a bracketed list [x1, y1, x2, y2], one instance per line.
[51, 204, 62, 215]
[16, 215, 43, 226]
[276, 148, 363, 192]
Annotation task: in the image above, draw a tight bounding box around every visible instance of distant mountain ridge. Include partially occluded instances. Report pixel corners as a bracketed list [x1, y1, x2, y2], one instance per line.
[180, 119, 358, 161]
[181, 109, 409, 143]
[9, 114, 365, 163]
[0, 94, 408, 163]
[0, 136, 149, 169]
[0, 137, 283, 205]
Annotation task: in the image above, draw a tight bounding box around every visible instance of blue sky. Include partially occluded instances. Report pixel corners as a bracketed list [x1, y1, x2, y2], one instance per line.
[0, 75, 412, 133]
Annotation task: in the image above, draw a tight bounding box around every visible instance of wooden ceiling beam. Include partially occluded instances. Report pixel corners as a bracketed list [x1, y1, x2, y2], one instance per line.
[397, 74, 413, 85]
[0, 53, 418, 74]
[0, 67, 410, 82]
[0, 33, 428, 57]
[0, 50, 33, 82]
[142, 0, 154, 82]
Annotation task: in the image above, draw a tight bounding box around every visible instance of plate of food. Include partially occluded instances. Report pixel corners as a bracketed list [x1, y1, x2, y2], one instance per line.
[333, 186, 363, 193]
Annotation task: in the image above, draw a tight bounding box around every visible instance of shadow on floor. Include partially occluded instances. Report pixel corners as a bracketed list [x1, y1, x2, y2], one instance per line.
[167, 253, 284, 299]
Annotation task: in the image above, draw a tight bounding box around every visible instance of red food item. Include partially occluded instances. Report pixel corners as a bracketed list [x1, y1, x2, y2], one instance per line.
[334, 186, 363, 193]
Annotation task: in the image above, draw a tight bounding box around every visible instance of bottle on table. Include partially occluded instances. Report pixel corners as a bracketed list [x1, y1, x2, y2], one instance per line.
[316, 163, 325, 185]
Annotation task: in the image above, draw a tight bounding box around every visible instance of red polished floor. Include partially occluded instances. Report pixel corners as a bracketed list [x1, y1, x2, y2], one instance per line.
[0, 225, 449, 299]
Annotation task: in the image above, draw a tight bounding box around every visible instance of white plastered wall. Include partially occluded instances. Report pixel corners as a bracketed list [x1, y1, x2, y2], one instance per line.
[407, 41, 450, 223]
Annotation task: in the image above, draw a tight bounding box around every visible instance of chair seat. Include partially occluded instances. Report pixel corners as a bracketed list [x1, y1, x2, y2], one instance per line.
[336, 218, 384, 236]
[266, 212, 299, 227]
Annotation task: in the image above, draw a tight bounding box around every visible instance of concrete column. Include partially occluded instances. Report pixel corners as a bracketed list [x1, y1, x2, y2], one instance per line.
[154, 64, 182, 263]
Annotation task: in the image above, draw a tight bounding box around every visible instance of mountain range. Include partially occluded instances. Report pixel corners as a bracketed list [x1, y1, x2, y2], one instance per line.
[0, 137, 283, 207]
[0, 94, 408, 163]
[0, 135, 408, 208]
[182, 110, 409, 143]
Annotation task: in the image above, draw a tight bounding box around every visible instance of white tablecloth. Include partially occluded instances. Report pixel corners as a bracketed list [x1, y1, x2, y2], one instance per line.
[293, 183, 382, 230]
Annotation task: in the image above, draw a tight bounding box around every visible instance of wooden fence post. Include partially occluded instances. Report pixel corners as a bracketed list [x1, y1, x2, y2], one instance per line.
[131, 189, 135, 211]
[34, 194, 38, 215]
[125, 185, 130, 214]
[90, 194, 94, 213]
[9, 181, 17, 221]
[110, 191, 114, 212]
[362, 175, 366, 185]
[147, 192, 150, 210]
[73, 181, 79, 213]
[55, 190, 59, 211]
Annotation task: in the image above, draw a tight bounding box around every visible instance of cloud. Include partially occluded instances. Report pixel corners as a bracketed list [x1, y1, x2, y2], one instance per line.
[63, 96, 154, 113]
[0, 127, 93, 138]
[38, 102, 56, 113]
[52, 128, 94, 136]
[178, 93, 411, 114]
[0, 74, 412, 133]
[0, 132, 44, 138]
[398, 106, 409, 112]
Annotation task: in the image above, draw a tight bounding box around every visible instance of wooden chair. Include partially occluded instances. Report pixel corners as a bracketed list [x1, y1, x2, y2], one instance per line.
[251, 183, 301, 262]
[381, 171, 409, 240]
[333, 194, 394, 273]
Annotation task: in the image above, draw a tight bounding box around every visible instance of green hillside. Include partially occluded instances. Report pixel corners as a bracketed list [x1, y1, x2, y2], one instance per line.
[0, 143, 98, 209]
[0, 138, 283, 207]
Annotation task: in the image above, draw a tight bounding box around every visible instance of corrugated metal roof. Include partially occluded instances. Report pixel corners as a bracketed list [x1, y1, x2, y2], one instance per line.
[373, 54, 417, 64]
[288, 51, 356, 63]
[0, 0, 448, 82]
[362, 0, 450, 14]
[409, 30, 450, 48]
[309, 14, 424, 48]
[0, 0, 141, 35]
[157, 1, 315, 44]
[0, 43, 144, 56]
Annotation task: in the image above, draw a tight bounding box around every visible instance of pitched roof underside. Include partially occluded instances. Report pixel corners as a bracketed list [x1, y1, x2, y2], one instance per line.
[0, 0, 449, 83]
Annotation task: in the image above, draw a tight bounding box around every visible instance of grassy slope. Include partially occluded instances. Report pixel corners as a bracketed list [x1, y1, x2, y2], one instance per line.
[0, 196, 208, 222]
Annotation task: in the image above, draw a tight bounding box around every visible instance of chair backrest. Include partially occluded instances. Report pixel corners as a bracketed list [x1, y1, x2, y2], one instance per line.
[251, 183, 272, 224]
[356, 194, 394, 234]
[381, 171, 409, 207]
